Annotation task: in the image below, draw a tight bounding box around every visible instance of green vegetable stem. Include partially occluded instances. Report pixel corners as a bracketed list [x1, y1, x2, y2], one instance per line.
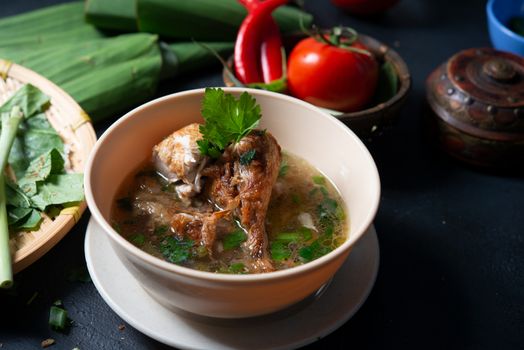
[0, 106, 24, 289]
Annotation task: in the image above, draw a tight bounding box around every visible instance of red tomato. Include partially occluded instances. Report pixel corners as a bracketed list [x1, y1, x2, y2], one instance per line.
[287, 37, 379, 112]
[331, 0, 399, 15]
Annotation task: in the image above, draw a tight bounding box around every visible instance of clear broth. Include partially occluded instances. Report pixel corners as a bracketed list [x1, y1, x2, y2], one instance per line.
[111, 152, 348, 273]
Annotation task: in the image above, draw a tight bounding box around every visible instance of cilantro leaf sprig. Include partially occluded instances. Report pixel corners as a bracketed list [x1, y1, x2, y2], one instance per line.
[197, 88, 261, 158]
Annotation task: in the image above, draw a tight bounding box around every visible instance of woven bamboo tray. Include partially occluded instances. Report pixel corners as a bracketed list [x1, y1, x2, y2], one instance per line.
[0, 59, 97, 273]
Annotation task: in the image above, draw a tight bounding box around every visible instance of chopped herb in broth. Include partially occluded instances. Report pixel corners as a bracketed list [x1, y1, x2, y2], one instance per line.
[111, 151, 347, 273]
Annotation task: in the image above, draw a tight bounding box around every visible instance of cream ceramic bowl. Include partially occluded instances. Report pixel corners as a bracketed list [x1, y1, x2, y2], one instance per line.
[85, 87, 380, 318]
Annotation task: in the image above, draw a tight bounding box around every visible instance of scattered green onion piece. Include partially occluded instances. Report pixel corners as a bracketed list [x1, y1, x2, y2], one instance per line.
[312, 175, 326, 185]
[222, 230, 247, 250]
[49, 305, 68, 331]
[130, 233, 145, 246]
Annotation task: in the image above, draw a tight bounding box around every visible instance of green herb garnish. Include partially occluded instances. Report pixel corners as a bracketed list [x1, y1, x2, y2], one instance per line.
[222, 229, 247, 250]
[239, 149, 256, 166]
[197, 88, 261, 158]
[270, 241, 292, 261]
[160, 236, 194, 263]
[228, 262, 246, 274]
[278, 160, 289, 178]
[299, 239, 332, 262]
[154, 225, 169, 235]
[312, 175, 326, 185]
[130, 233, 145, 246]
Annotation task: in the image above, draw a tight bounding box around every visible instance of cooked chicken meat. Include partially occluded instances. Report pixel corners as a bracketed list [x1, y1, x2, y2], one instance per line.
[153, 125, 281, 273]
[152, 123, 207, 201]
[204, 131, 282, 272]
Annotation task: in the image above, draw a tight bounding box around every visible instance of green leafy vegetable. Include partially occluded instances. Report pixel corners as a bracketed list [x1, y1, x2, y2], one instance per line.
[228, 262, 246, 274]
[197, 88, 261, 158]
[130, 233, 146, 246]
[299, 239, 332, 262]
[9, 113, 63, 180]
[312, 175, 326, 185]
[112, 221, 122, 234]
[30, 174, 84, 211]
[160, 236, 194, 263]
[0, 84, 86, 289]
[278, 160, 289, 178]
[0, 84, 49, 118]
[239, 149, 256, 166]
[270, 241, 292, 261]
[222, 229, 247, 250]
[154, 225, 169, 235]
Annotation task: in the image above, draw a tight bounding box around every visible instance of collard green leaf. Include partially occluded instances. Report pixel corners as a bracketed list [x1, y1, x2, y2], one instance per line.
[0, 84, 49, 118]
[7, 207, 32, 226]
[30, 174, 84, 211]
[8, 114, 63, 179]
[19, 149, 64, 196]
[5, 179, 32, 208]
[14, 209, 42, 230]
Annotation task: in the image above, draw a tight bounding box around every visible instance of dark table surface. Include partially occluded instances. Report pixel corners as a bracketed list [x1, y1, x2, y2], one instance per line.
[1, 0, 523, 349]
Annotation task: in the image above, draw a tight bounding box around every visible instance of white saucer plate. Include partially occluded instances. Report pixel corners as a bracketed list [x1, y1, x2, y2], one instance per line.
[85, 217, 379, 350]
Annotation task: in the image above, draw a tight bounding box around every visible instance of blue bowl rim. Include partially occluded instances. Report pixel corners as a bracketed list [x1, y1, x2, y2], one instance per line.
[487, 0, 524, 45]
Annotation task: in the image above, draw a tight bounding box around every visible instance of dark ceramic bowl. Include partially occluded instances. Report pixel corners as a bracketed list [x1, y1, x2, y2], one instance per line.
[223, 33, 411, 140]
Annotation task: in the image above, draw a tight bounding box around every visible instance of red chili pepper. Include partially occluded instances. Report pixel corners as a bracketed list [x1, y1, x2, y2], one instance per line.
[260, 16, 284, 83]
[235, 0, 287, 84]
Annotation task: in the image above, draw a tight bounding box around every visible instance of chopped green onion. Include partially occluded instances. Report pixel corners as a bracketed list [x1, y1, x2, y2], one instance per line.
[160, 236, 193, 263]
[228, 262, 245, 274]
[49, 305, 68, 331]
[312, 175, 326, 185]
[278, 161, 289, 177]
[154, 225, 169, 235]
[130, 233, 145, 246]
[275, 232, 302, 243]
[270, 241, 291, 261]
[222, 229, 247, 250]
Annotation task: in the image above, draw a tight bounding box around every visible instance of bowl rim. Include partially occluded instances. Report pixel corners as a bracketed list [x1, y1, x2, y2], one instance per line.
[487, 0, 524, 45]
[84, 87, 381, 282]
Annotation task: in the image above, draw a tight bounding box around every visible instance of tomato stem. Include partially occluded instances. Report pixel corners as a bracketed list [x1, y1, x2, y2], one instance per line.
[307, 25, 373, 57]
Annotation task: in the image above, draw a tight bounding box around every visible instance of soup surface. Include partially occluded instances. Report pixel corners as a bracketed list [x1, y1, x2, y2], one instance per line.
[111, 152, 347, 273]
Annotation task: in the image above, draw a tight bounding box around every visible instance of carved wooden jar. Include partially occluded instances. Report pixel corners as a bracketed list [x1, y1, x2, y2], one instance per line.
[426, 48, 524, 168]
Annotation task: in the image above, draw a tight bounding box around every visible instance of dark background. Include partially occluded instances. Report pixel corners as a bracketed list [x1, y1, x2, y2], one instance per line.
[1, 0, 523, 349]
